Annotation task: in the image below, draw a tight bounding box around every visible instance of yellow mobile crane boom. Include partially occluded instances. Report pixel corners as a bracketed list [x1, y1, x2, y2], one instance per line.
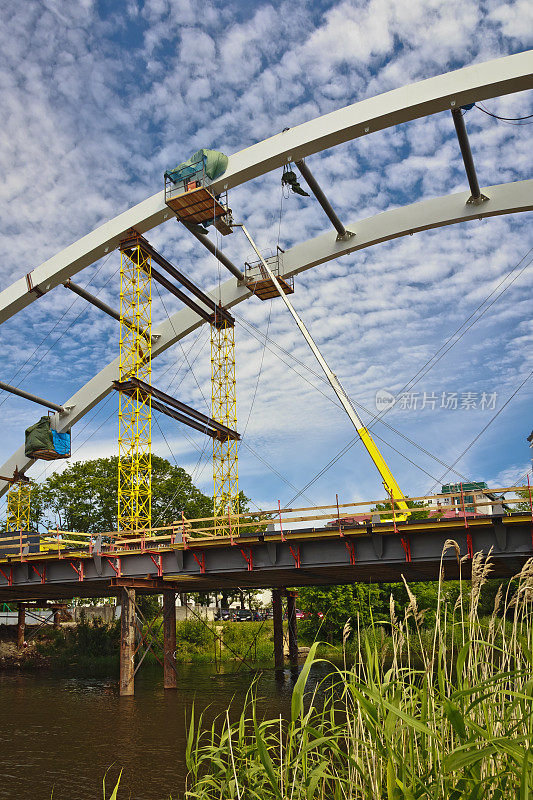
[238, 224, 409, 518]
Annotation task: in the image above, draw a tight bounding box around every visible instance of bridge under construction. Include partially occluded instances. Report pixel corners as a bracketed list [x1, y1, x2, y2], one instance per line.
[0, 51, 532, 693]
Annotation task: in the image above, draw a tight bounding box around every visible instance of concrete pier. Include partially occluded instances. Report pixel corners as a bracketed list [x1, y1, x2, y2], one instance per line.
[16, 603, 25, 649]
[163, 590, 177, 689]
[119, 587, 136, 696]
[286, 590, 299, 670]
[272, 588, 284, 670]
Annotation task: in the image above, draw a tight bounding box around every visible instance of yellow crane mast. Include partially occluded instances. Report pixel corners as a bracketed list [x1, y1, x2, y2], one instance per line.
[6, 479, 31, 531]
[211, 317, 239, 535]
[118, 238, 152, 534]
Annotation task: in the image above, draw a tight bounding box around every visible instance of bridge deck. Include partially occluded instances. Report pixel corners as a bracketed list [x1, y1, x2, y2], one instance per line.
[0, 514, 531, 602]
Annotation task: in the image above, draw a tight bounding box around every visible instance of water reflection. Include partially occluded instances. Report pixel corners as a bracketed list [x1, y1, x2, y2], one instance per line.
[0, 662, 328, 800]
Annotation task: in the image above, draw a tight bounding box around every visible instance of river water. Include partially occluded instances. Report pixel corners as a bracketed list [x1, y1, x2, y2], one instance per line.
[0, 664, 311, 799]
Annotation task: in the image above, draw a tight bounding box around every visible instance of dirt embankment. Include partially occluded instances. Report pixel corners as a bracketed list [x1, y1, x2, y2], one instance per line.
[0, 638, 50, 670]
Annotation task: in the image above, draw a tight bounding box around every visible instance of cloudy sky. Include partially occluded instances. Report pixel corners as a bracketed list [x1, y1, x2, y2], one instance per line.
[0, 0, 532, 524]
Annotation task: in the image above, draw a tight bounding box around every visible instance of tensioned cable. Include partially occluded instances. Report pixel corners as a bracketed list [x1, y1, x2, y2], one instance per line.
[283, 246, 533, 504]
[234, 311, 472, 482]
[0, 252, 116, 407]
[239, 300, 273, 442]
[475, 102, 533, 125]
[429, 368, 533, 492]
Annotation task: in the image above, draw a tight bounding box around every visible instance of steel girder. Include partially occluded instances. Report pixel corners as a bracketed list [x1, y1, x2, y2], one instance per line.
[0, 51, 531, 325]
[1, 179, 532, 495]
[0, 516, 531, 601]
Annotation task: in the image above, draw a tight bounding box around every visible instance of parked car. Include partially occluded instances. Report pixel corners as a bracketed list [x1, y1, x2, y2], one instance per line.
[234, 608, 254, 622]
[214, 608, 233, 621]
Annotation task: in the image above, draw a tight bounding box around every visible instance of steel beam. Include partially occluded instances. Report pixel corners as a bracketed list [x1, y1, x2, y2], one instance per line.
[451, 109, 488, 204]
[123, 234, 235, 326]
[1, 179, 531, 496]
[0, 381, 64, 413]
[182, 223, 245, 281]
[295, 159, 350, 239]
[1, 52, 530, 325]
[63, 279, 152, 343]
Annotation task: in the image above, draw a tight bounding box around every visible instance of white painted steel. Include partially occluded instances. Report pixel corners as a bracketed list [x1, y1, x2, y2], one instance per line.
[1, 179, 531, 496]
[0, 52, 531, 324]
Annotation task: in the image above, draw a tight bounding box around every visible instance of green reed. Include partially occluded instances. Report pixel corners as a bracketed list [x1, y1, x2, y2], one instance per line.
[181, 542, 533, 799]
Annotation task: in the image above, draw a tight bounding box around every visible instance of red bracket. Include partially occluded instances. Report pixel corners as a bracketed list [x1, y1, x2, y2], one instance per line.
[30, 564, 46, 584]
[70, 561, 85, 581]
[105, 557, 121, 576]
[336, 493, 344, 538]
[345, 539, 356, 566]
[0, 566, 13, 586]
[400, 537, 411, 563]
[191, 550, 205, 574]
[240, 547, 253, 571]
[289, 544, 301, 569]
[466, 533, 474, 560]
[278, 500, 286, 542]
[148, 552, 163, 577]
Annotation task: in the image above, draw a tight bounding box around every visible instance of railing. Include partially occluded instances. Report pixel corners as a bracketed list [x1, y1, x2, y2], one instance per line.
[0, 485, 530, 564]
[244, 249, 293, 288]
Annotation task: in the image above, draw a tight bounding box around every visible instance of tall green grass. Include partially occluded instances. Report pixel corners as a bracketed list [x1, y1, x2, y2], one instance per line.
[182, 543, 533, 798]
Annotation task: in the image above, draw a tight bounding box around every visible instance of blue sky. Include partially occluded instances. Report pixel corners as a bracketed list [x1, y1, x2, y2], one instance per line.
[0, 0, 532, 523]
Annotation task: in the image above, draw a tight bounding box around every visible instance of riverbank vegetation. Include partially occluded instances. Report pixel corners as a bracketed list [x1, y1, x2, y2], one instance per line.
[180, 546, 533, 798]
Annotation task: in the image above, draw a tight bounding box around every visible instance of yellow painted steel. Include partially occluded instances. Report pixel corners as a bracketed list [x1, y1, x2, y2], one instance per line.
[6, 481, 31, 531]
[118, 244, 152, 533]
[210, 320, 239, 535]
[357, 426, 409, 518]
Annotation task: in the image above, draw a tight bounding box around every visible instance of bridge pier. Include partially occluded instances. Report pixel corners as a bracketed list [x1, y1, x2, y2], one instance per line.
[272, 588, 284, 670]
[16, 603, 25, 649]
[163, 590, 177, 689]
[286, 590, 299, 671]
[119, 587, 135, 696]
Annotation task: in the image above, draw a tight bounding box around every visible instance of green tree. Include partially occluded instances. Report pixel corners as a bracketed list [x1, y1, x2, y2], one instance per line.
[297, 583, 382, 641]
[36, 455, 213, 533]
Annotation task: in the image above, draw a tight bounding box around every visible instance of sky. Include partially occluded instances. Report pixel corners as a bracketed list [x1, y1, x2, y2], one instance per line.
[0, 0, 532, 525]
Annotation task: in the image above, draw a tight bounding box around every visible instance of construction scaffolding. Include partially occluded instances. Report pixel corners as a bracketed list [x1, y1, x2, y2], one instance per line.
[6, 480, 31, 531]
[118, 240, 152, 534]
[211, 318, 239, 535]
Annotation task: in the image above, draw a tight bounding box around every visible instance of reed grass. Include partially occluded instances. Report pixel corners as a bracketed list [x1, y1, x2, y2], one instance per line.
[181, 543, 533, 798]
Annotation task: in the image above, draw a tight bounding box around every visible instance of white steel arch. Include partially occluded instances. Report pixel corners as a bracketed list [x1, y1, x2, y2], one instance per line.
[1, 179, 531, 495]
[0, 51, 531, 324]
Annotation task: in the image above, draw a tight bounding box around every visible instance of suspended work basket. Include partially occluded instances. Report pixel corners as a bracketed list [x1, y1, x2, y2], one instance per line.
[25, 416, 71, 461]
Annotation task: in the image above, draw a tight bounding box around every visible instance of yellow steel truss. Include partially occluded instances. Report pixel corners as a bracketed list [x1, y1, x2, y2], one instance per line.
[6, 481, 31, 531]
[118, 243, 152, 533]
[211, 320, 239, 534]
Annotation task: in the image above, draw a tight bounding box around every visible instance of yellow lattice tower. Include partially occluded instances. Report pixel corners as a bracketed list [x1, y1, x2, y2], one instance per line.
[211, 319, 239, 535]
[6, 481, 31, 531]
[118, 241, 152, 534]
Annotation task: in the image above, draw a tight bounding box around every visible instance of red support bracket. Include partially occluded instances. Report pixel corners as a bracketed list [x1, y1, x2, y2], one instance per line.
[30, 564, 46, 584]
[289, 544, 301, 569]
[390, 490, 398, 535]
[105, 557, 121, 577]
[400, 537, 411, 563]
[466, 533, 474, 560]
[240, 547, 253, 571]
[0, 566, 13, 586]
[70, 561, 85, 581]
[148, 552, 163, 577]
[345, 539, 356, 566]
[191, 550, 205, 574]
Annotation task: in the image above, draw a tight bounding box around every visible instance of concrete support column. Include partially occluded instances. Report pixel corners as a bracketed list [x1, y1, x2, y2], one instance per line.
[16, 603, 25, 649]
[272, 589, 284, 670]
[286, 591, 299, 669]
[53, 608, 61, 629]
[163, 590, 177, 690]
[119, 587, 136, 696]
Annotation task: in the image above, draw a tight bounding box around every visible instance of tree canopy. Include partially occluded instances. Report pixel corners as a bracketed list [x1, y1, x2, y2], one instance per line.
[35, 455, 213, 533]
